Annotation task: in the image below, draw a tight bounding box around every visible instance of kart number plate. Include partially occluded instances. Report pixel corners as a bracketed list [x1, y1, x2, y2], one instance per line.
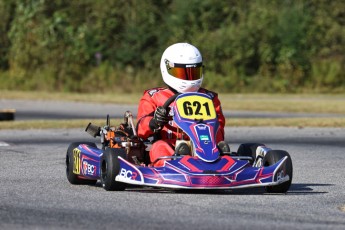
[176, 95, 216, 120]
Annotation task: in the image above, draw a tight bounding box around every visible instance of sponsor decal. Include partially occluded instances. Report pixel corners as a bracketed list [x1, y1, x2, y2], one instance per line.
[73, 148, 81, 174]
[276, 169, 285, 183]
[82, 160, 97, 176]
[119, 168, 138, 180]
[186, 64, 197, 67]
[148, 89, 158, 97]
[200, 135, 209, 141]
[197, 125, 207, 130]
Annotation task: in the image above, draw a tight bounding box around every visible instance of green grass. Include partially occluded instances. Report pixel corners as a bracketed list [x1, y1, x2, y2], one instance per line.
[1, 90, 344, 129]
[228, 117, 345, 127]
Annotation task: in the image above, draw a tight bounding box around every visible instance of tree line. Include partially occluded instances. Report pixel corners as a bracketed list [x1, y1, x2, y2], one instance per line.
[0, 0, 344, 93]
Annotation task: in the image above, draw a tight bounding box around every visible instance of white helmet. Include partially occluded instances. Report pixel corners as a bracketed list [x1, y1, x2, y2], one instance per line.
[160, 43, 203, 93]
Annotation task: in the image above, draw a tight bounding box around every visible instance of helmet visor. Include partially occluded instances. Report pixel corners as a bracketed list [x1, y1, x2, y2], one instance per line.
[165, 60, 203, 81]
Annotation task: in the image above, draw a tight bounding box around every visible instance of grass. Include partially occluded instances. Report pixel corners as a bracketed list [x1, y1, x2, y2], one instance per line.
[228, 117, 345, 127]
[1, 90, 345, 129]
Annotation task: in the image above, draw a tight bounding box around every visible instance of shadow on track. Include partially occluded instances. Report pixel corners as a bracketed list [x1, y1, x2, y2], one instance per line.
[73, 182, 333, 195]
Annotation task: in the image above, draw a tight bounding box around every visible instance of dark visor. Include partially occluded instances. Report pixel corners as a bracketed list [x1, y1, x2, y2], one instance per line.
[165, 59, 203, 80]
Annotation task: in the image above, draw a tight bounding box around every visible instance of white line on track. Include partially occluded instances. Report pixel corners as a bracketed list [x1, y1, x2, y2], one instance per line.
[0, 141, 10, 147]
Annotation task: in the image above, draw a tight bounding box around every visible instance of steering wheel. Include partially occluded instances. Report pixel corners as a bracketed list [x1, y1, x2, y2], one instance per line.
[162, 93, 181, 110]
[154, 93, 181, 133]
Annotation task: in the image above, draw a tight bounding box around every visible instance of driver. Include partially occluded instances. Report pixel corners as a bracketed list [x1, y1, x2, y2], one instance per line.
[136, 43, 226, 167]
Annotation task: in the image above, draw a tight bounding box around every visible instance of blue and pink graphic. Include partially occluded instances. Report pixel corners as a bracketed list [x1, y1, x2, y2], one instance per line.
[70, 92, 290, 190]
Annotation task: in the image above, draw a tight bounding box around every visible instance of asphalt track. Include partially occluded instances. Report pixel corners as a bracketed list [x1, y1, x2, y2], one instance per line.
[1, 127, 345, 230]
[1, 99, 343, 120]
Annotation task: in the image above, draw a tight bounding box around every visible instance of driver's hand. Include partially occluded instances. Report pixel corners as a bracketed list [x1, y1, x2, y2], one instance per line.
[149, 106, 170, 132]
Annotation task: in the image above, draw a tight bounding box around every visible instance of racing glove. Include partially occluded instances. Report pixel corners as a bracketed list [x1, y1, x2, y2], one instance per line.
[149, 106, 170, 132]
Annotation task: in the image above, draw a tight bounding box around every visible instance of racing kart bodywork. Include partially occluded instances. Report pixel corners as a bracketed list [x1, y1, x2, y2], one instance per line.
[66, 92, 293, 193]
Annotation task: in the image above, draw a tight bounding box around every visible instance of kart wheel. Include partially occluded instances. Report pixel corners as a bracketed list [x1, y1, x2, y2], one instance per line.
[66, 142, 98, 185]
[237, 143, 265, 164]
[263, 150, 293, 193]
[101, 148, 127, 191]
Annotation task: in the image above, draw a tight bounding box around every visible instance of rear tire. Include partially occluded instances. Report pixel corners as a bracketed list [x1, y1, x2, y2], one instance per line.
[237, 143, 265, 164]
[263, 150, 293, 193]
[101, 148, 127, 191]
[66, 142, 98, 185]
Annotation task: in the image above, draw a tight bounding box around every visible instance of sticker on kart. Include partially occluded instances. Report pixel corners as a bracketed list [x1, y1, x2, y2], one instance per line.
[73, 148, 81, 174]
[176, 94, 216, 121]
[116, 157, 144, 184]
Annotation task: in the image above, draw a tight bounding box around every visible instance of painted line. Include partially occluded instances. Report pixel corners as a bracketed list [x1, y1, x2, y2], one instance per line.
[0, 141, 10, 147]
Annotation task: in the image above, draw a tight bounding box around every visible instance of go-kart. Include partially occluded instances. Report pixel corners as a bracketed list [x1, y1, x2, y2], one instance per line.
[66, 92, 293, 193]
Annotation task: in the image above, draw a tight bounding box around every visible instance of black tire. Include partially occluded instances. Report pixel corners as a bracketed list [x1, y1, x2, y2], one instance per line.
[101, 148, 127, 191]
[237, 143, 265, 164]
[0, 109, 15, 121]
[263, 150, 293, 193]
[66, 142, 98, 185]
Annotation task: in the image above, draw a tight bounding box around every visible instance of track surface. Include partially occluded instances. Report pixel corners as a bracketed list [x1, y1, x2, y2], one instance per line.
[1, 99, 343, 120]
[1, 127, 345, 230]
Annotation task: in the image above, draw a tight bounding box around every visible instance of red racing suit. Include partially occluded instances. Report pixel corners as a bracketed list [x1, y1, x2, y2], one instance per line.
[137, 87, 225, 166]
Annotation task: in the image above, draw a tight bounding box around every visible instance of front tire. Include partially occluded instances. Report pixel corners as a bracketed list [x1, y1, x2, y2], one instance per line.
[237, 143, 265, 164]
[101, 148, 127, 191]
[66, 142, 98, 185]
[263, 150, 293, 193]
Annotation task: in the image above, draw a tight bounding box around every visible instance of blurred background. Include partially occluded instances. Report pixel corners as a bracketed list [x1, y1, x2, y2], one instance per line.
[0, 0, 344, 94]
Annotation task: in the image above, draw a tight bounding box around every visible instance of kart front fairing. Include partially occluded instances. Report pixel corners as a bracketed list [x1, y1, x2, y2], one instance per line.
[115, 155, 289, 189]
